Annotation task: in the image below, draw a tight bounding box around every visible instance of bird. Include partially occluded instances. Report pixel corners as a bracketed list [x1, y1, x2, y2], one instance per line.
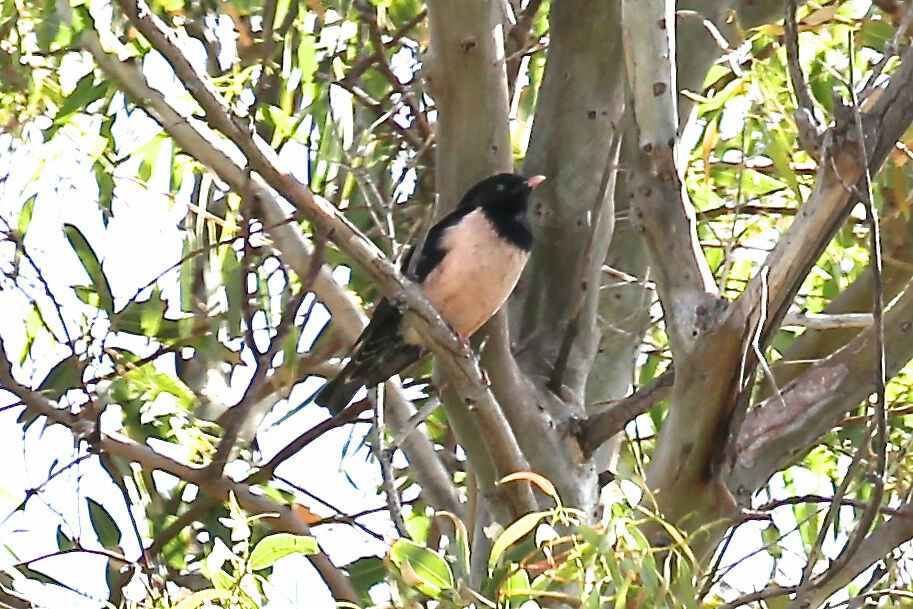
[314, 172, 546, 415]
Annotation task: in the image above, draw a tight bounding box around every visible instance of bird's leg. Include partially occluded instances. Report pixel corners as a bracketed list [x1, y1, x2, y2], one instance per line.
[454, 329, 472, 352]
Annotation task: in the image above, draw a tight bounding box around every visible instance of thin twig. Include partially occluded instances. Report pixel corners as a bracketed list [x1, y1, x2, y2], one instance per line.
[798, 425, 870, 587]
[274, 474, 389, 541]
[784, 0, 817, 117]
[717, 583, 798, 609]
[16, 547, 134, 568]
[145, 498, 213, 559]
[372, 386, 407, 536]
[99, 452, 153, 571]
[807, 29, 889, 596]
[785, 0, 823, 155]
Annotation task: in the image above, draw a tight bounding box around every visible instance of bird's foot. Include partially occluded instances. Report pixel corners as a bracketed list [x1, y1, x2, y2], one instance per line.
[450, 328, 471, 352]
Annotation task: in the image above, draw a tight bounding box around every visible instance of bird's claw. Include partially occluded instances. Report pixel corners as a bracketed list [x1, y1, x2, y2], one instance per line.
[447, 325, 471, 352]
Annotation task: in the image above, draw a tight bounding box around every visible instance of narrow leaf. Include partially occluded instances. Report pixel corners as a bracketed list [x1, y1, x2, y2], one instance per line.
[37, 355, 82, 401]
[87, 498, 122, 550]
[173, 589, 232, 609]
[489, 512, 549, 569]
[17, 194, 37, 237]
[63, 224, 114, 313]
[499, 472, 560, 505]
[248, 533, 318, 571]
[56, 525, 77, 551]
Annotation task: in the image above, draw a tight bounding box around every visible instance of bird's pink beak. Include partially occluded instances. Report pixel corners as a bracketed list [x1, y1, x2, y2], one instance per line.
[525, 175, 546, 189]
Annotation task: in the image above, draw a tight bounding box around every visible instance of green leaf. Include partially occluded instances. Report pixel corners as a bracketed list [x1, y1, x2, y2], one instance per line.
[173, 589, 232, 609]
[698, 78, 745, 113]
[17, 194, 36, 237]
[111, 288, 185, 340]
[16, 565, 68, 588]
[87, 498, 122, 550]
[297, 34, 317, 84]
[248, 533, 318, 570]
[762, 522, 783, 559]
[582, 581, 603, 609]
[405, 511, 430, 543]
[489, 511, 549, 569]
[53, 74, 106, 128]
[104, 560, 121, 599]
[501, 567, 531, 607]
[94, 161, 115, 225]
[272, 0, 292, 31]
[37, 355, 82, 401]
[739, 168, 787, 197]
[389, 539, 453, 598]
[701, 63, 731, 89]
[344, 555, 386, 602]
[64, 224, 114, 314]
[55, 525, 77, 551]
[221, 245, 243, 336]
[21, 303, 48, 365]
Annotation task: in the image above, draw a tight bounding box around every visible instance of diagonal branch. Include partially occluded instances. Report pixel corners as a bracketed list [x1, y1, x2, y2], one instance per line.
[729, 278, 913, 497]
[799, 499, 913, 609]
[578, 369, 674, 457]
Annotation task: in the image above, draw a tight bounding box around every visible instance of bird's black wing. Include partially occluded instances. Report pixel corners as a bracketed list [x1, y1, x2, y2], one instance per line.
[314, 204, 477, 414]
[410, 205, 475, 281]
[313, 297, 421, 414]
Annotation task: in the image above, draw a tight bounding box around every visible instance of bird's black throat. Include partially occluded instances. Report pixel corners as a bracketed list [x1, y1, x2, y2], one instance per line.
[480, 207, 533, 252]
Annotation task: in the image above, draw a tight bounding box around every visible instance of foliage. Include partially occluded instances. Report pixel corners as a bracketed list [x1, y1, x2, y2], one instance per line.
[2, 0, 913, 608]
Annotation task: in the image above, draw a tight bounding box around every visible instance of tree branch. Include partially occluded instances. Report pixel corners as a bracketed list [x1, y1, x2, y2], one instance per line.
[729, 278, 913, 496]
[578, 369, 674, 457]
[515, 0, 623, 410]
[622, 0, 720, 356]
[785, 0, 824, 155]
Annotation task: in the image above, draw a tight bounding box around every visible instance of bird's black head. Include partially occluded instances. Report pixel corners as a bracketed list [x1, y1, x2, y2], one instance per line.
[458, 173, 546, 215]
[457, 173, 544, 250]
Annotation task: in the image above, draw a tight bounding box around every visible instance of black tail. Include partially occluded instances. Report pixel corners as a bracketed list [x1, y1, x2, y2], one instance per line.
[313, 363, 365, 415]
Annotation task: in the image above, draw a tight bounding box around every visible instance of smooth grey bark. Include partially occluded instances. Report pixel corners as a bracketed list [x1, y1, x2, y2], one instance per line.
[584, 201, 652, 407]
[512, 0, 624, 409]
[425, 0, 539, 529]
[582, 0, 784, 423]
